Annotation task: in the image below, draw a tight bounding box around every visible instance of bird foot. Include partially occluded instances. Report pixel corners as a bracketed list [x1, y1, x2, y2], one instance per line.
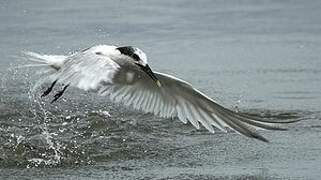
[51, 84, 69, 103]
[41, 80, 57, 97]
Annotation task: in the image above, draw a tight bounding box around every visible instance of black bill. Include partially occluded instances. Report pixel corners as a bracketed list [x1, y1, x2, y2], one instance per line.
[139, 64, 162, 87]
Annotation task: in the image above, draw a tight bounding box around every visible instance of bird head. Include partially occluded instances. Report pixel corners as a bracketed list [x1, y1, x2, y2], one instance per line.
[116, 46, 161, 87]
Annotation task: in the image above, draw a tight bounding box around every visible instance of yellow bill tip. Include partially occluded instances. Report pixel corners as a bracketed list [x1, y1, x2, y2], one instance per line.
[156, 80, 162, 87]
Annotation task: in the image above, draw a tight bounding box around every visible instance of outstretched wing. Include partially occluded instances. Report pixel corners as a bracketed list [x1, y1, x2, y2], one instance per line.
[97, 69, 297, 142]
[53, 45, 120, 91]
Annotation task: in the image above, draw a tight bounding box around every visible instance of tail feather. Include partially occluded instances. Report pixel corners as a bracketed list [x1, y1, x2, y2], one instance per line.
[23, 51, 66, 70]
[15, 63, 50, 69]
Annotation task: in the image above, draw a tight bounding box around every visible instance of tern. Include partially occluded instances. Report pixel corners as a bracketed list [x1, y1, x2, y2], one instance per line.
[24, 45, 298, 142]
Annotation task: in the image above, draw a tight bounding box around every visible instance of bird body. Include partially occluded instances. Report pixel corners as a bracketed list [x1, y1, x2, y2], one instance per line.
[24, 44, 298, 142]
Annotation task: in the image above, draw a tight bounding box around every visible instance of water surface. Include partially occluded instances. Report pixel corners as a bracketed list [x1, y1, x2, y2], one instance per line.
[0, 0, 321, 179]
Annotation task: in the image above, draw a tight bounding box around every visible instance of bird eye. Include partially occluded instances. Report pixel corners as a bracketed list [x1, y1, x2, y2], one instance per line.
[132, 54, 140, 61]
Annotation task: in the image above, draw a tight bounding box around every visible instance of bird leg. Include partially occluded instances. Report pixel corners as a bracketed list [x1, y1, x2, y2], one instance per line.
[51, 84, 69, 103]
[41, 80, 58, 97]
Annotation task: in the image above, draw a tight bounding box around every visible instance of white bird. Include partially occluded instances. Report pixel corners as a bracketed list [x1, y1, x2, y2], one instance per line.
[24, 45, 298, 142]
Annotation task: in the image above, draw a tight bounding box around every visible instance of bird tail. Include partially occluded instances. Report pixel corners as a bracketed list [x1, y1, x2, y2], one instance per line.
[21, 51, 67, 70]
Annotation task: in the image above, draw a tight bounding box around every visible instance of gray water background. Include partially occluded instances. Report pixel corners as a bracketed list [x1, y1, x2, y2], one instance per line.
[0, 0, 321, 179]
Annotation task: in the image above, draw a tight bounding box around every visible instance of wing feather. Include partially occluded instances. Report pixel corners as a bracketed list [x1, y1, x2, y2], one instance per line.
[193, 106, 215, 133]
[183, 101, 200, 129]
[176, 104, 188, 124]
[198, 109, 223, 132]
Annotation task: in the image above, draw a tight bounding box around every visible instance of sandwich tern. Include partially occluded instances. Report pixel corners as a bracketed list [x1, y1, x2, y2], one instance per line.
[24, 45, 298, 142]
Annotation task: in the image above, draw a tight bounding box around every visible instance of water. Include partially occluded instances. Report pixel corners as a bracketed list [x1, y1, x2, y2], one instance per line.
[1, 0, 321, 179]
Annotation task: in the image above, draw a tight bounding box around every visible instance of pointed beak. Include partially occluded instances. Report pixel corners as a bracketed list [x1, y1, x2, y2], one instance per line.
[139, 64, 162, 87]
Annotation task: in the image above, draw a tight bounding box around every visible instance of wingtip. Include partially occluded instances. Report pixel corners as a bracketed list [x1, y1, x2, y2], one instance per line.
[258, 137, 270, 143]
[253, 133, 270, 143]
